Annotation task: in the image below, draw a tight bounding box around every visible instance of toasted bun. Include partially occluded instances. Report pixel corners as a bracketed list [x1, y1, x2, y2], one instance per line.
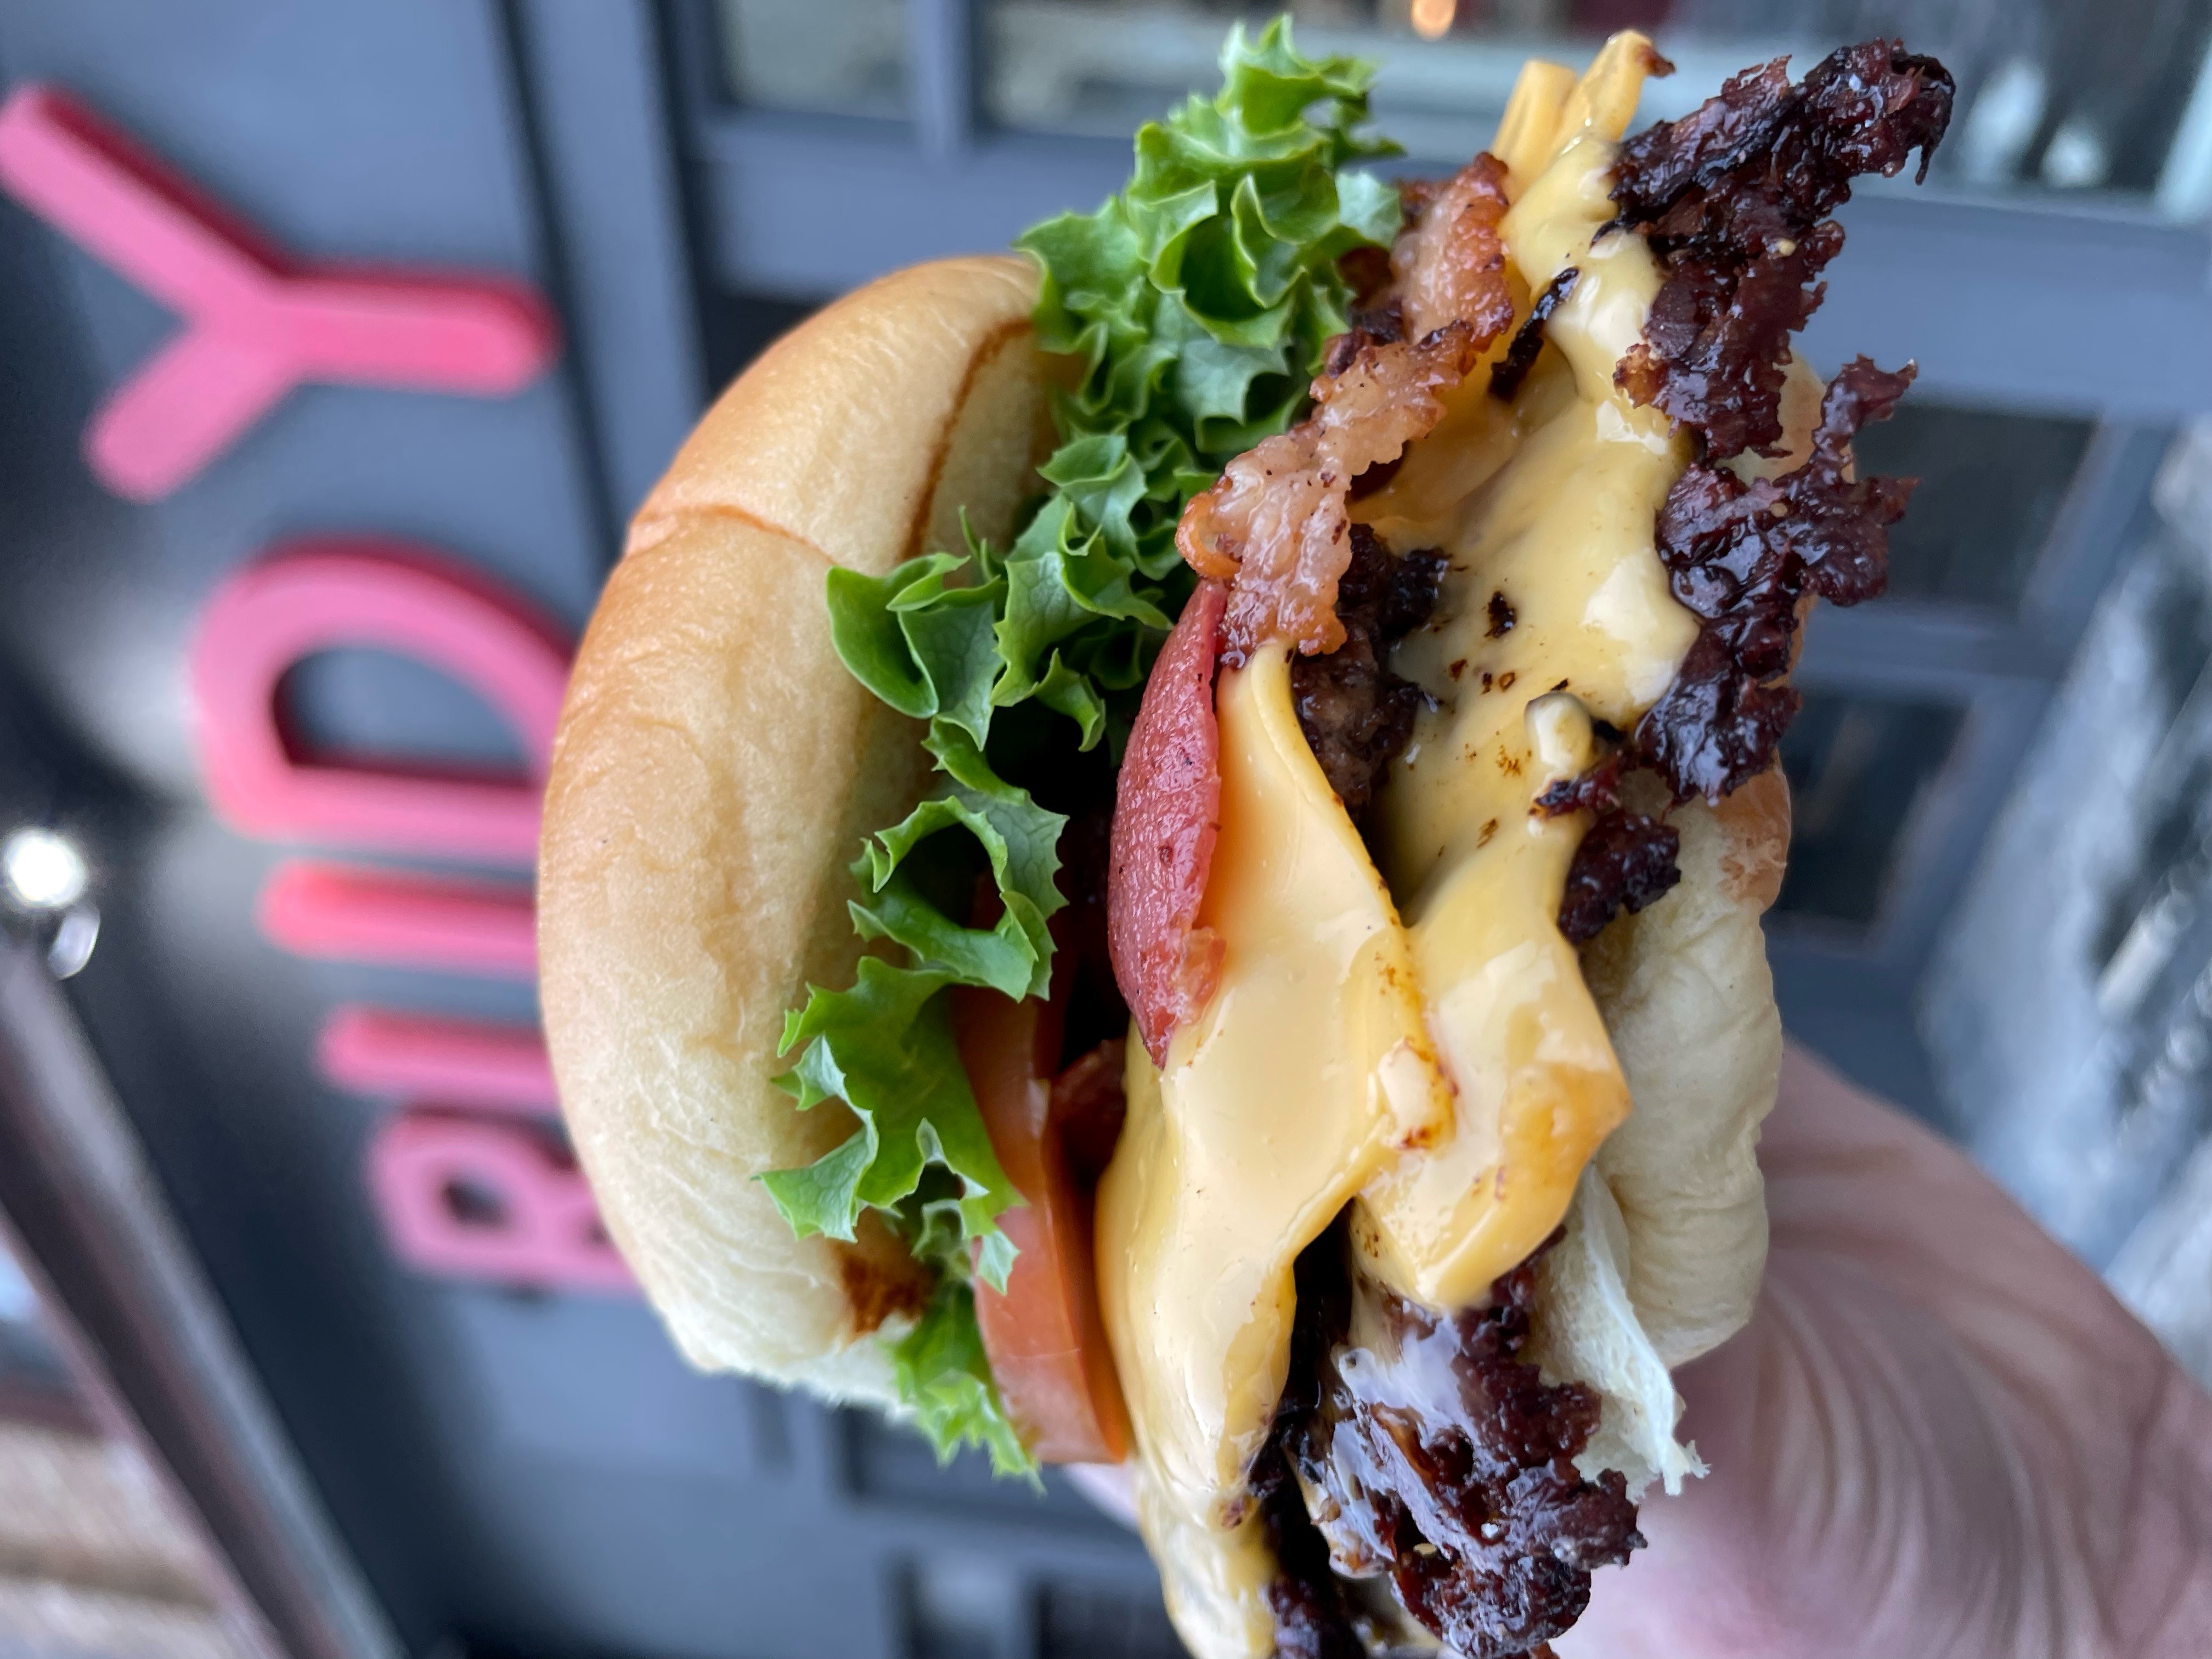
[538, 256, 1054, 1403]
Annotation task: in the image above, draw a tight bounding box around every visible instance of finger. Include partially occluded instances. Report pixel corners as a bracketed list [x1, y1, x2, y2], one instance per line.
[1563, 1244, 2053, 1658]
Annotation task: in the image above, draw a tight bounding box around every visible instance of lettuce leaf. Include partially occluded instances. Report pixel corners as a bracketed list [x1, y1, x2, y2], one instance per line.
[761, 16, 1399, 1472]
[894, 1275, 1037, 1482]
[1023, 18, 1401, 570]
[767, 960, 1020, 1293]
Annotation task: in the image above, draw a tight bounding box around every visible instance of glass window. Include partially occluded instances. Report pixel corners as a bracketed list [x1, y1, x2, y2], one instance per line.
[717, 0, 911, 120]
[1855, 403, 2097, 608]
[1774, 691, 1966, 929]
[1039, 1584, 1188, 1659]
[981, 0, 1664, 156]
[980, 0, 2212, 215]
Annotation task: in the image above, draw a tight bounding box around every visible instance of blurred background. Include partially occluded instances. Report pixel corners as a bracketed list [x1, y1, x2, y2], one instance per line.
[1, 2, 2210, 1656]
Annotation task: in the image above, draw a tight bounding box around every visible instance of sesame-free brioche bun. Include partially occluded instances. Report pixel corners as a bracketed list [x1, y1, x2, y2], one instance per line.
[538, 255, 1056, 1404]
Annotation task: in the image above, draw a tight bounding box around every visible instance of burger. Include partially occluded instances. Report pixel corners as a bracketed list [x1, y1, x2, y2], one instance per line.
[539, 25, 1953, 1659]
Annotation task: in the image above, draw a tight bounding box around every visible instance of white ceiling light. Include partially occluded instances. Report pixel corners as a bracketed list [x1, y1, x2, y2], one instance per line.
[2, 827, 89, 912]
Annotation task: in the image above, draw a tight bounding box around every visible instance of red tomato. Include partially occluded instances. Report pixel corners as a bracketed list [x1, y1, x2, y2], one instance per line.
[951, 981, 1131, 1465]
[1108, 578, 1228, 1065]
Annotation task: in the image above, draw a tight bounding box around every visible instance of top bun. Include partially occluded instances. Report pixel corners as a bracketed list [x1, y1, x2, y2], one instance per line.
[539, 256, 1055, 1403]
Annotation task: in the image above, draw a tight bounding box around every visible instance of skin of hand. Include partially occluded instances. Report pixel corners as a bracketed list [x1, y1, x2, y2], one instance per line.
[1561, 1045, 2212, 1659]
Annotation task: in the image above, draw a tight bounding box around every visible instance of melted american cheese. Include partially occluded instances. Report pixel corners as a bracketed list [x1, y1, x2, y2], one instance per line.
[1099, 646, 1455, 1659]
[1096, 36, 1692, 1659]
[1353, 70, 1693, 1310]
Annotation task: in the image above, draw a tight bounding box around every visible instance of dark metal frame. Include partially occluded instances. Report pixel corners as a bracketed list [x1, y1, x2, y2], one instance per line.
[0, 942, 401, 1659]
[663, 0, 2212, 409]
[503, 0, 712, 537]
[1771, 416, 2171, 1107]
[1786, 424, 2170, 964]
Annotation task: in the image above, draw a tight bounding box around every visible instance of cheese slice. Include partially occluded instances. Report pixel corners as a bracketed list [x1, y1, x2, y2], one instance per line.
[1097, 644, 1455, 1659]
[1353, 37, 1693, 1308]
[1095, 35, 1694, 1659]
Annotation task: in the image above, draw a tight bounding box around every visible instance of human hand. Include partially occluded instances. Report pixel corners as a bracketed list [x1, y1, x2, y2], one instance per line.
[1560, 1045, 2212, 1658]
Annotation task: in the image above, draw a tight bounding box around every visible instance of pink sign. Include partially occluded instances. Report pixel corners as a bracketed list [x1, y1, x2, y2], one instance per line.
[190, 540, 567, 862]
[0, 84, 558, 500]
[370, 1113, 633, 1293]
[262, 860, 535, 978]
[318, 1007, 555, 1114]
[191, 541, 630, 1297]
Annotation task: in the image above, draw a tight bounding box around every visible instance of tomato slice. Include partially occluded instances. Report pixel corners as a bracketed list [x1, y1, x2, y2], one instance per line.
[951, 981, 1131, 1465]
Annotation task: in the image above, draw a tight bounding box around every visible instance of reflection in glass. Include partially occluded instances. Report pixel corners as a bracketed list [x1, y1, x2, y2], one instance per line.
[981, 0, 2212, 213]
[982, 0, 1678, 159]
[718, 0, 910, 120]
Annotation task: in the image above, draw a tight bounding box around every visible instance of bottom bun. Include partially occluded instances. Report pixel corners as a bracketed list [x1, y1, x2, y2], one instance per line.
[1529, 767, 1790, 1494]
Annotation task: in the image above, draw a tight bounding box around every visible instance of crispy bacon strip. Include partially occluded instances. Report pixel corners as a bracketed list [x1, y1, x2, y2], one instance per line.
[1108, 579, 1228, 1066]
[1179, 330, 1475, 662]
[1632, 356, 1915, 801]
[1177, 157, 1514, 662]
[1530, 41, 1950, 943]
[1392, 155, 1519, 346]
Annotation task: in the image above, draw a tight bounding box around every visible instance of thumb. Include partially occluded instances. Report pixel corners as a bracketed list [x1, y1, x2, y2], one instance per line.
[1560, 1246, 2058, 1658]
[1559, 1048, 2150, 1658]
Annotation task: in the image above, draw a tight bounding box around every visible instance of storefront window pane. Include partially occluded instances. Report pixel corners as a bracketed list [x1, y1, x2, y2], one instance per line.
[980, 0, 2212, 215]
[1858, 403, 2097, 608]
[1775, 692, 1966, 930]
[717, 0, 911, 120]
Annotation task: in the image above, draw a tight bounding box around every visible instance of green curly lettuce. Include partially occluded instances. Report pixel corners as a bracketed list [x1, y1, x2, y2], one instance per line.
[1023, 18, 1401, 569]
[895, 1276, 1039, 1483]
[762, 16, 1402, 1474]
